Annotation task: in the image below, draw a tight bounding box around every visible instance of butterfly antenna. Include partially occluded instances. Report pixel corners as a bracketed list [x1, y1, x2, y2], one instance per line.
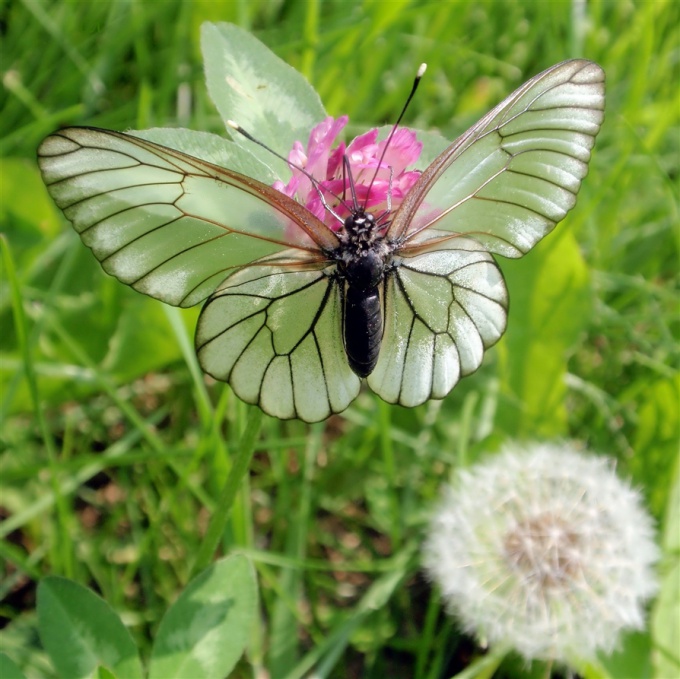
[362, 63, 426, 211]
[343, 155, 360, 212]
[227, 120, 347, 224]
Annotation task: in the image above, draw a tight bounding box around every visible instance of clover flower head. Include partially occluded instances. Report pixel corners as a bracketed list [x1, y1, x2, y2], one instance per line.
[273, 116, 422, 229]
[422, 441, 659, 665]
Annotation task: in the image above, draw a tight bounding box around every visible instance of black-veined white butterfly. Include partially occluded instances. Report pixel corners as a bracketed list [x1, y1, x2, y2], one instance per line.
[38, 59, 604, 423]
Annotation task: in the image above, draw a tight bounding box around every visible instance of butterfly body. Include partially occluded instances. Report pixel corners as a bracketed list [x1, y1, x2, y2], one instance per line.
[335, 211, 389, 377]
[38, 59, 605, 422]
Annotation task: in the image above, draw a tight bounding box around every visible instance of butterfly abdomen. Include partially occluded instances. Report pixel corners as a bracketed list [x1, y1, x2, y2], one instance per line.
[341, 249, 386, 377]
[344, 284, 383, 377]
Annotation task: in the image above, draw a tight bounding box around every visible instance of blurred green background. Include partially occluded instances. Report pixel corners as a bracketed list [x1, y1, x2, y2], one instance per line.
[1, 1, 678, 677]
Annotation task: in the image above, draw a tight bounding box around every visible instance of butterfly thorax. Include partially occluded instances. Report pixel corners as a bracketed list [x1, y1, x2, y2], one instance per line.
[336, 210, 392, 283]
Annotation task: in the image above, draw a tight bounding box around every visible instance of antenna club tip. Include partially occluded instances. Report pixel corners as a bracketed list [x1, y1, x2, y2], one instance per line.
[226, 119, 239, 130]
[417, 63, 427, 78]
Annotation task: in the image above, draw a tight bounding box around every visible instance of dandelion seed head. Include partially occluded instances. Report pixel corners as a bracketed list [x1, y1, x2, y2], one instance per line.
[422, 442, 659, 664]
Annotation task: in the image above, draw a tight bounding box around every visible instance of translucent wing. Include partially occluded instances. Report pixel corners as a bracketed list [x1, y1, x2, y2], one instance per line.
[389, 60, 605, 257]
[38, 127, 339, 307]
[196, 251, 360, 422]
[368, 235, 508, 406]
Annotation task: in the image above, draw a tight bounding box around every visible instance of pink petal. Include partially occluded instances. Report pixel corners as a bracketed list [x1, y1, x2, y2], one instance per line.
[347, 128, 378, 150]
[383, 127, 422, 168]
[327, 142, 347, 178]
[306, 116, 348, 178]
[288, 140, 308, 169]
[273, 115, 423, 222]
[395, 170, 422, 194]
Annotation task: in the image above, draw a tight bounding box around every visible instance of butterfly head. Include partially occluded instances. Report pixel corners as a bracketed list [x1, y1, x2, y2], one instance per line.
[344, 209, 376, 242]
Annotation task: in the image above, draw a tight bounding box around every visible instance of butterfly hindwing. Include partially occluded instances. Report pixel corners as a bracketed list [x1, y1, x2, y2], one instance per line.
[38, 127, 338, 308]
[389, 59, 605, 258]
[368, 235, 508, 407]
[196, 251, 361, 422]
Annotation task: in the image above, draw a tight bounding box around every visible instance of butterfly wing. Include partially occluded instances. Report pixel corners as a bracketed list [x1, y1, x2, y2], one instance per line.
[38, 127, 339, 308]
[367, 234, 508, 407]
[388, 59, 605, 257]
[196, 251, 360, 422]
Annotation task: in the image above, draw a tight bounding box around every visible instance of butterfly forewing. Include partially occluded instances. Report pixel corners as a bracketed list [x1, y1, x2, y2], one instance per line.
[196, 251, 360, 422]
[388, 60, 605, 258]
[38, 127, 338, 307]
[368, 235, 508, 407]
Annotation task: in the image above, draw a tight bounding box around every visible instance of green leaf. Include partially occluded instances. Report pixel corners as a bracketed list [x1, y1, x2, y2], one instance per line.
[101, 294, 193, 381]
[0, 653, 27, 679]
[36, 577, 143, 679]
[93, 666, 118, 679]
[495, 228, 590, 437]
[149, 553, 258, 679]
[201, 22, 326, 178]
[599, 629, 654, 679]
[0, 158, 61, 256]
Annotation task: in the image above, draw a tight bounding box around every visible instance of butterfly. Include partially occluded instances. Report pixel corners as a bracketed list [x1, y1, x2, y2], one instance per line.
[38, 59, 605, 423]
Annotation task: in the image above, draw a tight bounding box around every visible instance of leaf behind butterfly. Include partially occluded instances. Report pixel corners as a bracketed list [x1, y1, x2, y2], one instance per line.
[202, 22, 327, 179]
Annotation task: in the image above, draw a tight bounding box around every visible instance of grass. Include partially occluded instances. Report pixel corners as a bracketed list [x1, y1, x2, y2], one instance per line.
[1, 1, 678, 677]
